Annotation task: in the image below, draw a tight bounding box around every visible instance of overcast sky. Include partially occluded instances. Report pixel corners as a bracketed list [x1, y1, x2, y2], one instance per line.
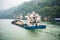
[0, 0, 31, 10]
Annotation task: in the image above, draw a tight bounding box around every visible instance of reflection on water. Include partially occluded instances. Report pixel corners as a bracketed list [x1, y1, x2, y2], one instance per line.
[0, 19, 60, 40]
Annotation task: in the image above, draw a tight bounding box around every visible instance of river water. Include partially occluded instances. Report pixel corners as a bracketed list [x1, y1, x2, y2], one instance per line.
[0, 19, 60, 40]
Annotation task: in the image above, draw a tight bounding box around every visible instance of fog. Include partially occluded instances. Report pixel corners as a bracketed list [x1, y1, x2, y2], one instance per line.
[0, 0, 31, 10]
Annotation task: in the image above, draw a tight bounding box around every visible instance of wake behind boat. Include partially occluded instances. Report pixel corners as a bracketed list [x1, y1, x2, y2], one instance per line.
[11, 11, 46, 30]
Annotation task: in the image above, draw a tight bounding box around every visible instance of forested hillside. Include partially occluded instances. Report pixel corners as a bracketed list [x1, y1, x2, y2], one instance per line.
[0, 0, 60, 22]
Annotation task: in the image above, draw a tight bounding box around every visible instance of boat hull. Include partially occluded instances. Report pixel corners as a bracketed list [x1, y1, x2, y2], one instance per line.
[11, 20, 46, 29]
[24, 25, 46, 29]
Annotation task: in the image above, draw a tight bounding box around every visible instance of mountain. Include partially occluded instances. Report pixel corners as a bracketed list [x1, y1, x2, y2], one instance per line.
[0, 0, 60, 21]
[0, 7, 17, 19]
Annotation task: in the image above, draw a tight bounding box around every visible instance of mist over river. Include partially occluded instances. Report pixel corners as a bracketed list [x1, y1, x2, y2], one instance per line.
[0, 19, 60, 40]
